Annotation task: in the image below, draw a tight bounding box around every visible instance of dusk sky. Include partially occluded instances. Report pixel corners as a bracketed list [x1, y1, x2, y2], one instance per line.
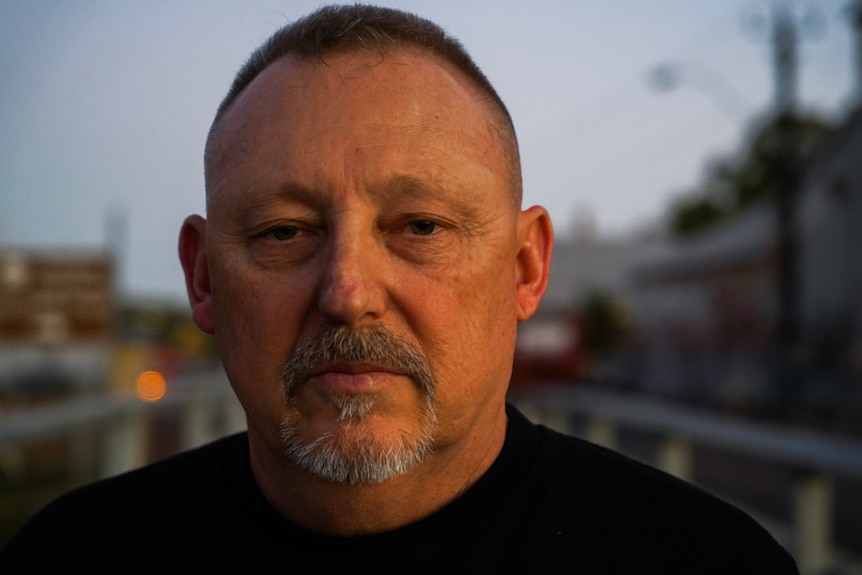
[1, 0, 857, 302]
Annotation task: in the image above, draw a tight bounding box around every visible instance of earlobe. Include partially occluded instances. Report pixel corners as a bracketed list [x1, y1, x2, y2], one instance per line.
[515, 206, 554, 321]
[178, 215, 215, 334]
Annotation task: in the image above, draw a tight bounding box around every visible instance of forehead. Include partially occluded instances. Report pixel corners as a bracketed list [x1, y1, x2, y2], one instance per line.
[205, 49, 511, 206]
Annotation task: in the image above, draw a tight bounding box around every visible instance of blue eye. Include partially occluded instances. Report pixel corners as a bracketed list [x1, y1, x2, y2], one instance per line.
[408, 220, 437, 236]
[270, 226, 299, 240]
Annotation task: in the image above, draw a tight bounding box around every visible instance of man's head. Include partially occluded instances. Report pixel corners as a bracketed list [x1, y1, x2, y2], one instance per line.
[179, 4, 552, 491]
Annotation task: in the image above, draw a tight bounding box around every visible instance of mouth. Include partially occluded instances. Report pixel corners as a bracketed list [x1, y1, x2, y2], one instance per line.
[310, 361, 397, 376]
[280, 323, 435, 399]
[308, 362, 405, 393]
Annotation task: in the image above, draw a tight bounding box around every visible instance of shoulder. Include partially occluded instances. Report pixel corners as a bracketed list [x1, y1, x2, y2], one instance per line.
[58, 431, 245, 510]
[509, 404, 744, 512]
[0, 432, 249, 570]
[505, 406, 799, 573]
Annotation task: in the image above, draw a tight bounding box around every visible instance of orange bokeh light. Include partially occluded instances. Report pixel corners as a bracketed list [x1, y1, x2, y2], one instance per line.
[134, 370, 167, 402]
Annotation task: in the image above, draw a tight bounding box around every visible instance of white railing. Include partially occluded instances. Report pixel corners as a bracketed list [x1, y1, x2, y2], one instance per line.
[517, 386, 862, 575]
[0, 365, 245, 480]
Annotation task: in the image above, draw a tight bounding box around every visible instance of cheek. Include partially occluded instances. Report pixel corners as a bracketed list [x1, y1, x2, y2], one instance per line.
[210, 259, 308, 382]
[210, 266, 312, 436]
[403, 261, 519, 389]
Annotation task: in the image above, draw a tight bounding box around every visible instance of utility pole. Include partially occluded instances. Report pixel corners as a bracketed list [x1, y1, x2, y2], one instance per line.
[772, 2, 800, 387]
[772, 2, 799, 114]
[849, 0, 862, 103]
[744, 0, 823, 400]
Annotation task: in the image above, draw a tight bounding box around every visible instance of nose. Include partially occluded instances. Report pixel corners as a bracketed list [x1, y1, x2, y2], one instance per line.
[318, 229, 385, 326]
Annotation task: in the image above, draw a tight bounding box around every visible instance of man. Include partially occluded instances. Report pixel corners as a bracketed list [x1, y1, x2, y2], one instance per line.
[1, 5, 797, 572]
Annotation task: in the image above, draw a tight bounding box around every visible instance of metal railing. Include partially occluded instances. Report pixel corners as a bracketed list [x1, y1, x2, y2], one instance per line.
[517, 386, 862, 575]
[0, 365, 244, 481]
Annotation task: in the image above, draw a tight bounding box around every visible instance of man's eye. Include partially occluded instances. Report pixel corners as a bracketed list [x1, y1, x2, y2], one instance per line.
[408, 220, 438, 236]
[270, 226, 299, 241]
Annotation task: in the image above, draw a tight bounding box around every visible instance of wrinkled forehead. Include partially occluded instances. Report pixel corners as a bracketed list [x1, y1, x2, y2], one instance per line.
[241, 52, 481, 132]
[204, 49, 519, 207]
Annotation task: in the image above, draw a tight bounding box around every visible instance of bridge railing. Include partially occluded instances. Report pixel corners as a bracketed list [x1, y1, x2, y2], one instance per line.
[517, 386, 862, 575]
[0, 366, 244, 481]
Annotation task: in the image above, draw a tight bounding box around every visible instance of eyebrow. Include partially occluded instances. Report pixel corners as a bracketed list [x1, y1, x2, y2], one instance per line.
[227, 181, 323, 229]
[235, 174, 483, 223]
[378, 174, 481, 221]
[273, 181, 327, 208]
[245, 181, 328, 212]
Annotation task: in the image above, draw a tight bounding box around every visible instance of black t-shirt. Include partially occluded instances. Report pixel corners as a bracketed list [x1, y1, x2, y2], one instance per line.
[0, 405, 798, 573]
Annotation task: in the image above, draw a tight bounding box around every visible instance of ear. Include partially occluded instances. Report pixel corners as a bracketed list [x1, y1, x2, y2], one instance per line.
[178, 215, 215, 334]
[515, 206, 553, 321]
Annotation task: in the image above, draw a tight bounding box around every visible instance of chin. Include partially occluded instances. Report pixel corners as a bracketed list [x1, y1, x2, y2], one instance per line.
[279, 393, 438, 485]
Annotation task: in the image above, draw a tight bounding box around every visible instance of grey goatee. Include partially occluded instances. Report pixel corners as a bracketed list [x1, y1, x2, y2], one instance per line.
[279, 323, 438, 484]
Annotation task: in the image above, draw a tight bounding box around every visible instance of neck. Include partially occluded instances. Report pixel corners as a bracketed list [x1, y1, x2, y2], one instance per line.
[249, 409, 507, 536]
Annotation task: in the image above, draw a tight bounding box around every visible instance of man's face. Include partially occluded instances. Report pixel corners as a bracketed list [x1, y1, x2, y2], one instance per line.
[188, 50, 542, 483]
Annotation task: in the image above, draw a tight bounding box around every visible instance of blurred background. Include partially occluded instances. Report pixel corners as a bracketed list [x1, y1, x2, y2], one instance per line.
[2, 0, 862, 572]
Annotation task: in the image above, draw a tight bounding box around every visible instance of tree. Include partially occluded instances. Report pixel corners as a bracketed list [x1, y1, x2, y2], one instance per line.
[668, 112, 833, 238]
[578, 290, 628, 359]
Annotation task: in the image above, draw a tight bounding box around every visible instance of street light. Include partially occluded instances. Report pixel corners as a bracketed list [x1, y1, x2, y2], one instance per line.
[648, 61, 751, 124]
